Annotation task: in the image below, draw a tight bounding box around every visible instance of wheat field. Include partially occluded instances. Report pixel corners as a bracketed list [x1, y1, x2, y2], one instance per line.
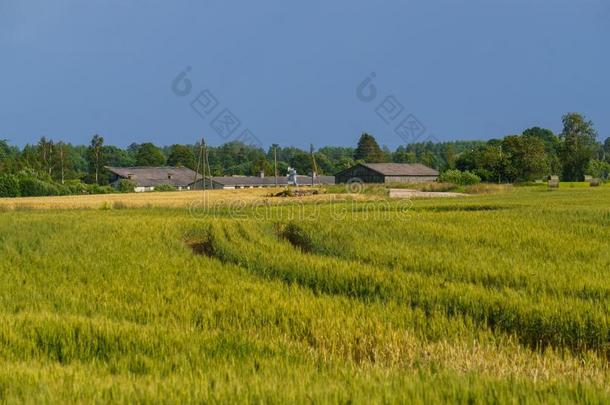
[0, 186, 608, 403]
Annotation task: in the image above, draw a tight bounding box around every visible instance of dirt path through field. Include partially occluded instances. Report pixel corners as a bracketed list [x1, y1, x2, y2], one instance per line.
[388, 189, 469, 198]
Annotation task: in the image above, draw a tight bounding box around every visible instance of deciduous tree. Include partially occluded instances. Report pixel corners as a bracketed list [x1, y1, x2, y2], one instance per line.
[167, 144, 196, 169]
[559, 113, 598, 181]
[502, 135, 548, 182]
[88, 134, 104, 184]
[136, 142, 166, 166]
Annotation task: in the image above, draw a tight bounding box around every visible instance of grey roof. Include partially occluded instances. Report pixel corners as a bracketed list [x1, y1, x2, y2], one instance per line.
[196, 175, 335, 187]
[105, 166, 201, 187]
[359, 163, 439, 176]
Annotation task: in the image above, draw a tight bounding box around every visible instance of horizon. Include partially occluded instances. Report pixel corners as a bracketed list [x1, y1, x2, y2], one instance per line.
[2, 1, 609, 149]
[1, 134, 491, 151]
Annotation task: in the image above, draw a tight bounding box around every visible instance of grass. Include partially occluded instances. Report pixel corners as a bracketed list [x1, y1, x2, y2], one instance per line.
[0, 186, 609, 403]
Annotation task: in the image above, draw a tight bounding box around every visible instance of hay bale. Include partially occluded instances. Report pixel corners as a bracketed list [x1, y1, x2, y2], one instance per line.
[548, 179, 559, 188]
[589, 178, 602, 187]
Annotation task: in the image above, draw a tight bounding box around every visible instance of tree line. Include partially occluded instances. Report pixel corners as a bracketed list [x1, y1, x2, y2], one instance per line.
[1, 112, 609, 197]
[352, 113, 609, 183]
[0, 136, 485, 187]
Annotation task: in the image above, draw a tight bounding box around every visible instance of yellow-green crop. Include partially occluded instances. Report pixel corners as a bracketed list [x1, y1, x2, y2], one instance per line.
[0, 186, 608, 403]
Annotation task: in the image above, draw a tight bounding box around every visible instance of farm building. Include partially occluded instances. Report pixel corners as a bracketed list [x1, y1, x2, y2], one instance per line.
[192, 174, 335, 189]
[107, 166, 335, 191]
[335, 163, 439, 184]
[106, 166, 201, 192]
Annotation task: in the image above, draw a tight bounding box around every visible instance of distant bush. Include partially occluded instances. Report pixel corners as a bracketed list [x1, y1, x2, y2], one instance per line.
[18, 177, 60, 197]
[587, 160, 610, 180]
[118, 179, 137, 193]
[439, 169, 481, 186]
[0, 171, 121, 198]
[154, 184, 176, 192]
[471, 168, 493, 182]
[0, 174, 20, 197]
[88, 184, 116, 194]
[55, 184, 74, 196]
[64, 180, 90, 195]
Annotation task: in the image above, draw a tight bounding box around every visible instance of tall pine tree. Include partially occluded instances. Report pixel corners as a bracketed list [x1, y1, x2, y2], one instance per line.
[353, 133, 386, 162]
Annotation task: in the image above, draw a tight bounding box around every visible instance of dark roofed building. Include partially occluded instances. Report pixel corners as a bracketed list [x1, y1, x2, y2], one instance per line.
[193, 174, 335, 189]
[335, 163, 439, 184]
[106, 166, 335, 192]
[106, 166, 201, 192]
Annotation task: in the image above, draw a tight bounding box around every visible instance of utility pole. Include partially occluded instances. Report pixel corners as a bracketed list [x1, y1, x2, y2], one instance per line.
[310, 144, 318, 187]
[59, 143, 65, 184]
[194, 137, 205, 190]
[203, 140, 212, 190]
[498, 144, 502, 184]
[274, 145, 278, 187]
[200, 138, 206, 191]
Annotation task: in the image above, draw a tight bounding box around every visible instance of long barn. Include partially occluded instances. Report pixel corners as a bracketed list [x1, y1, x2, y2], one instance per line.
[105, 166, 201, 192]
[335, 163, 439, 184]
[192, 175, 335, 189]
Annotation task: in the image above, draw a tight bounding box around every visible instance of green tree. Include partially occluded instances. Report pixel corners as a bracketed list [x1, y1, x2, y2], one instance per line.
[587, 160, 610, 180]
[441, 144, 456, 170]
[317, 146, 355, 165]
[559, 113, 598, 181]
[0, 173, 20, 197]
[522, 127, 561, 175]
[136, 143, 166, 166]
[250, 157, 273, 176]
[88, 134, 104, 184]
[382, 145, 392, 163]
[502, 135, 549, 182]
[276, 161, 289, 176]
[336, 157, 355, 171]
[0, 139, 11, 162]
[53, 141, 69, 184]
[104, 146, 136, 167]
[167, 144, 196, 169]
[289, 151, 313, 174]
[354, 133, 385, 162]
[209, 141, 265, 175]
[0, 140, 20, 173]
[603, 137, 610, 162]
[38, 137, 54, 176]
[67, 144, 90, 179]
[455, 148, 480, 172]
[126, 143, 140, 161]
[392, 146, 416, 163]
[420, 150, 437, 169]
[314, 152, 335, 175]
[455, 143, 510, 183]
[478, 144, 508, 183]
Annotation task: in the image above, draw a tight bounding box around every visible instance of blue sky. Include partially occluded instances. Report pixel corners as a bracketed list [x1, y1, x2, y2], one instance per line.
[1, 0, 608, 149]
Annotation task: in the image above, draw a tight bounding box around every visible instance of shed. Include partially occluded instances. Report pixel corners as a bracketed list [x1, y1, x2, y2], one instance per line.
[335, 163, 439, 184]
